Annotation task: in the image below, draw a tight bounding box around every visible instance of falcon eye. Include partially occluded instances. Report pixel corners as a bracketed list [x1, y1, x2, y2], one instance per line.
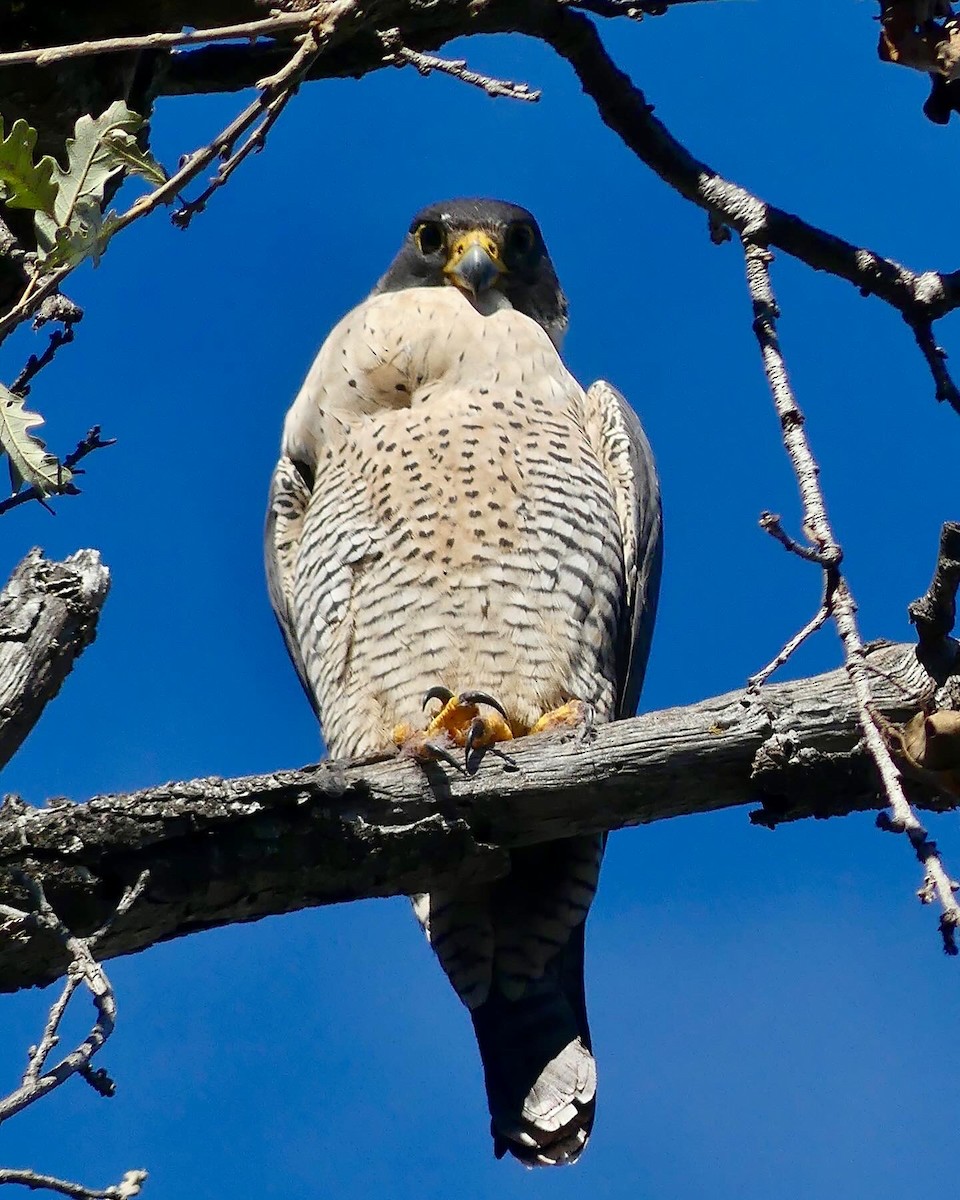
[505, 222, 536, 259]
[414, 221, 444, 256]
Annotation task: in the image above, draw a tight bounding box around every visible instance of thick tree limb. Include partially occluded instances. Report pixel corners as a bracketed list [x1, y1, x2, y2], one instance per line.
[0, 640, 955, 996]
[0, 550, 110, 772]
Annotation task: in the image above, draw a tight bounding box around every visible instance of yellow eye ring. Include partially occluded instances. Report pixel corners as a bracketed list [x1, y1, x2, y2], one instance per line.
[414, 221, 444, 256]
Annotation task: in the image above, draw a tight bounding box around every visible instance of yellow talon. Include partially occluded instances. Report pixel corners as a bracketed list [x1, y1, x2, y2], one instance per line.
[393, 688, 514, 772]
[529, 699, 593, 736]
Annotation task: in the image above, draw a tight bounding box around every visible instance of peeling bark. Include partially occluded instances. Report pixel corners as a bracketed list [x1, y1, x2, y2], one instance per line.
[0, 549, 110, 772]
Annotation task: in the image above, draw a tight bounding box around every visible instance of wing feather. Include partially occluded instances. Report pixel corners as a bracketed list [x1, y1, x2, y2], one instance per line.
[582, 380, 662, 719]
[265, 451, 318, 717]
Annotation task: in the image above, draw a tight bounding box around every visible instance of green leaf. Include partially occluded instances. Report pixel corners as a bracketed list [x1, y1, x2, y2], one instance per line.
[101, 128, 166, 188]
[0, 116, 57, 214]
[0, 383, 73, 497]
[35, 100, 162, 262]
[36, 199, 121, 271]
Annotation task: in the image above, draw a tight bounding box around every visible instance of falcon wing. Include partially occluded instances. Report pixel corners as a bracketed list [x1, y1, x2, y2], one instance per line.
[265, 452, 319, 717]
[582, 380, 662, 719]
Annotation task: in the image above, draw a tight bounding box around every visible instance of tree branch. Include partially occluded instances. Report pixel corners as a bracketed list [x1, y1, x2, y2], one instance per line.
[528, 6, 960, 341]
[743, 239, 960, 951]
[0, 550, 110, 771]
[0, 1169, 146, 1200]
[0, 639, 954, 995]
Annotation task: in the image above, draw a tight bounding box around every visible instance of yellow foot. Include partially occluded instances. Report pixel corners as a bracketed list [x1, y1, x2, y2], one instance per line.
[529, 699, 594, 737]
[393, 687, 514, 774]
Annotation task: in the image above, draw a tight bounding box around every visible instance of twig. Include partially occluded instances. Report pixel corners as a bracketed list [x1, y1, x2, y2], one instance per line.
[0, 13, 313, 68]
[0, 427, 115, 518]
[10, 326, 77, 398]
[747, 587, 834, 691]
[743, 238, 960, 954]
[171, 31, 321, 229]
[21, 975, 81, 1085]
[909, 320, 960, 415]
[0, 1170, 143, 1199]
[0, 1169, 146, 1199]
[381, 34, 540, 101]
[909, 521, 960, 648]
[758, 511, 840, 566]
[0, 875, 119, 1122]
[87, 871, 151, 950]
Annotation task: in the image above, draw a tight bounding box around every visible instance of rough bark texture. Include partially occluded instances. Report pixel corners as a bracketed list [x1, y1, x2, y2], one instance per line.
[0, 549, 110, 772]
[0, 639, 954, 996]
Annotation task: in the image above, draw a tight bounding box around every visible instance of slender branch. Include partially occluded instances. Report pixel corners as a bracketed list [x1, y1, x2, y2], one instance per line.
[10, 325, 78, 399]
[382, 35, 540, 101]
[909, 320, 960, 414]
[746, 588, 833, 691]
[0, 4, 340, 344]
[0, 428, 115, 518]
[742, 239, 960, 953]
[21, 975, 81, 1085]
[758, 511, 840, 566]
[0, 877, 117, 1122]
[0, 13, 313, 69]
[171, 27, 326, 229]
[0, 268, 73, 348]
[0, 1169, 146, 1200]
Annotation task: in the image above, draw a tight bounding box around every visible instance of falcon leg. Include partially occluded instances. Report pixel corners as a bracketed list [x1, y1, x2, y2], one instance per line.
[393, 687, 514, 774]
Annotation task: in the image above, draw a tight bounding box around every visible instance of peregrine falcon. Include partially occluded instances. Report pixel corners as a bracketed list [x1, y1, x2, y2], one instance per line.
[265, 198, 662, 1165]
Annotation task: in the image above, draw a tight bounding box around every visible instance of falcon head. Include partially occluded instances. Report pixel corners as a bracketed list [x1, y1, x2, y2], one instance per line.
[374, 198, 569, 347]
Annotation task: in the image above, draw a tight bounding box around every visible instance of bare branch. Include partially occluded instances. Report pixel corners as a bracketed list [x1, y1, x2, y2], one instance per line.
[10, 323, 79, 400]
[530, 7, 960, 334]
[0, 13, 312, 69]
[0, 428, 115, 518]
[0, 1168, 146, 1200]
[0, 876, 117, 1122]
[0, 549, 110, 770]
[909, 320, 960, 414]
[171, 25, 326, 229]
[743, 239, 960, 953]
[758, 511, 841, 567]
[909, 521, 960, 648]
[21, 974, 81, 1085]
[381, 34, 540, 101]
[0, 639, 952, 995]
[746, 587, 833, 692]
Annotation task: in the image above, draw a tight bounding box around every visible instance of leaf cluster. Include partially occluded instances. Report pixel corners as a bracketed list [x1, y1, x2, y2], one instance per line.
[0, 100, 164, 497]
[0, 100, 164, 271]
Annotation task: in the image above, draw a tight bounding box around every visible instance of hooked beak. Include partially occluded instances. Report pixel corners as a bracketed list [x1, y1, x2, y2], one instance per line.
[443, 228, 505, 296]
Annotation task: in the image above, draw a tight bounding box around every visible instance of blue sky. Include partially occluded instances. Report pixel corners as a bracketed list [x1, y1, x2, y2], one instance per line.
[3, 2, 960, 1197]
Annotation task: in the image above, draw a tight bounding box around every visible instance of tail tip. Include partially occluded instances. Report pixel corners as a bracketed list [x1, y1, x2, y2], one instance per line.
[492, 1113, 592, 1167]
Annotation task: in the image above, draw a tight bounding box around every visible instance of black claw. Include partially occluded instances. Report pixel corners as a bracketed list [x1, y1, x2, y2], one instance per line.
[464, 717, 486, 775]
[458, 690, 509, 721]
[487, 744, 518, 771]
[424, 740, 466, 774]
[423, 685, 454, 712]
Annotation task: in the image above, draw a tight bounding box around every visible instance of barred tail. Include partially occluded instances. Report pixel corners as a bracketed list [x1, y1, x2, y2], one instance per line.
[471, 924, 596, 1166]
